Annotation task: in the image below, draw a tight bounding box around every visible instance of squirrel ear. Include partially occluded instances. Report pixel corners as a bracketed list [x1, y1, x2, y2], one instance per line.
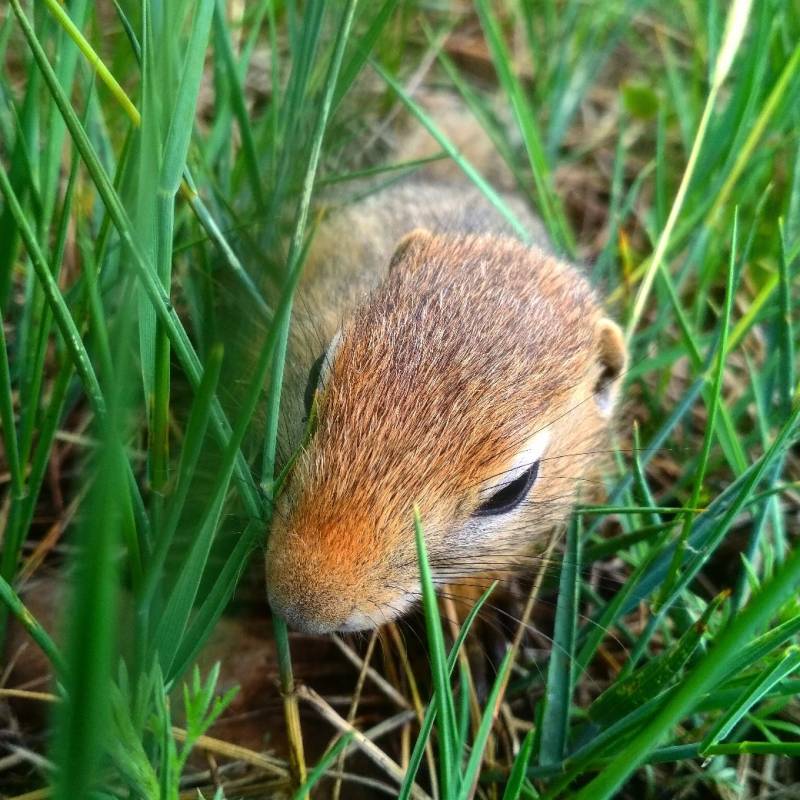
[593, 317, 626, 417]
[389, 228, 434, 273]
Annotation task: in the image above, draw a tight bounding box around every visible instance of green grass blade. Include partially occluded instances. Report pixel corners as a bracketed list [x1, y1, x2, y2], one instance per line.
[660, 209, 739, 603]
[459, 648, 514, 800]
[502, 730, 536, 800]
[168, 521, 262, 684]
[292, 733, 354, 800]
[211, 0, 264, 207]
[160, 0, 215, 196]
[398, 581, 497, 800]
[372, 59, 531, 242]
[333, 0, 398, 110]
[573, 509, 800, 800]
[413, 506, 458, 797]
[700, 645, 800, 754]
[539, 519, 581, 765]
[50, 420, 130, 800]
[0, 307, 22, 497]
[138, 344, 224, 613]
[474, 0, 575, 255]
[778, 219, 795, 417]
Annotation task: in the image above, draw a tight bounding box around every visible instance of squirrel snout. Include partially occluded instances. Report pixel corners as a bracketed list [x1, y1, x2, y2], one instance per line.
[266, 570, 349, 635]
[267, 590, 341, 634]
[265, 528, 417, 633]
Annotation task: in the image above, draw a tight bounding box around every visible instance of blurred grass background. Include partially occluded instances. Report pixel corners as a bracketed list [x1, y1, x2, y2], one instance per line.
[0, 0, 799, 798]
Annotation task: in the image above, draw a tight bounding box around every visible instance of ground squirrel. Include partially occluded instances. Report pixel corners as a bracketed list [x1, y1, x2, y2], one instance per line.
[266, 100, 627, 634]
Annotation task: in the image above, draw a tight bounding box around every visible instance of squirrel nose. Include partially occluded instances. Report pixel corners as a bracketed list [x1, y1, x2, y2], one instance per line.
[266, 568, 349, 634]
[268, 589, 340, 634]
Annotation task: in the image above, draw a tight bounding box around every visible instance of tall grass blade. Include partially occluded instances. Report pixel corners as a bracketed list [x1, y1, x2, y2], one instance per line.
[413, 507, 458, 797]
[539, 519, 581, 765]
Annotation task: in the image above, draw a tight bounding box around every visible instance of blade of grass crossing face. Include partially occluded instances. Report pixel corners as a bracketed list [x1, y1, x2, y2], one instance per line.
[539, 519, 581, 766]
[258, 2, 360, 786]
[262, 0, 365, 487]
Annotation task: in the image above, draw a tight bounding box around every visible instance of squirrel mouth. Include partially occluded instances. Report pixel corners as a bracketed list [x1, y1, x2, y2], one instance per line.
[268, 580, 420, 634]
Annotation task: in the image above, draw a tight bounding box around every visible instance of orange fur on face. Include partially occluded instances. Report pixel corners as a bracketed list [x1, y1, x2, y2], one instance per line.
[266, 233, 624, 633]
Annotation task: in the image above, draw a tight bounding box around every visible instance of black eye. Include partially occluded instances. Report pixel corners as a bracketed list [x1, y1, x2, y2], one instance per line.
[304, 351, 326, 414]
[473, 461, 540, 517]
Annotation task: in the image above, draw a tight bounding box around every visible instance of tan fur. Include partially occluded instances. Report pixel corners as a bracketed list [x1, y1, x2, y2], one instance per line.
[266, 102, 626, 634]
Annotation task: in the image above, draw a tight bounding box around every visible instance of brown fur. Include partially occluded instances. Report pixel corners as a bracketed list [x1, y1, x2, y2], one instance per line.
[267, 224, 625, 633]
[266, 97, 625, 633]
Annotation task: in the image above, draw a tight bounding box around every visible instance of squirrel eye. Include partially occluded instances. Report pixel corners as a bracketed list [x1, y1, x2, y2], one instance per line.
[473, 461, 540, 517]
[304, 351, 326, 414]
[304, 330, 343, 415]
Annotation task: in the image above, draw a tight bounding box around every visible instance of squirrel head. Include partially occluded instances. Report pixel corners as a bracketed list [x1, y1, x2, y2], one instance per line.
[266, 232, 625, 633]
